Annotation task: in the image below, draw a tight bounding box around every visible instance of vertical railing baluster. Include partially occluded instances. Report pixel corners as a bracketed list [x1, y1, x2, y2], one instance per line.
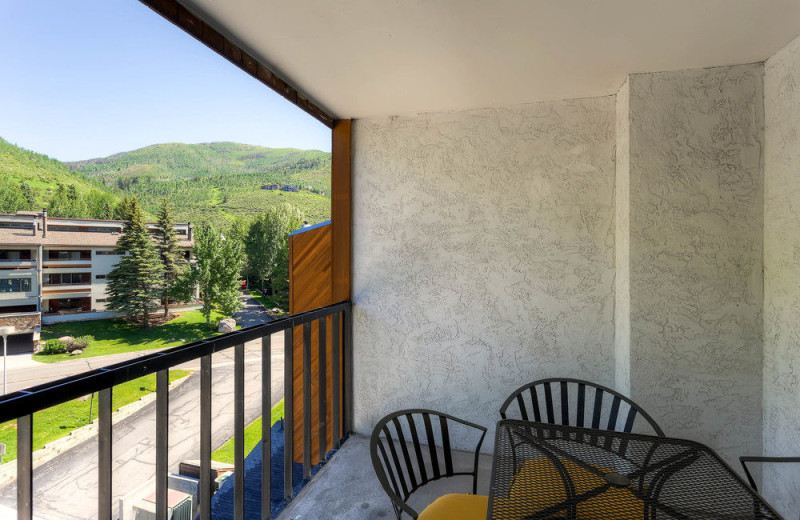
[98, 388, 112, 520]
[344, 305, 354, 434]
[234, 344, 245, 520]
[302, 322, 312, 479]
[318, 317, 327, 462]
[17, 414, 32, 520]
[155, 369, 169, 520]
[284, 325, 294, 499]
[262, 334, 272, 520]
[200, 355, 212, 520]
[332, 312, 341, 448]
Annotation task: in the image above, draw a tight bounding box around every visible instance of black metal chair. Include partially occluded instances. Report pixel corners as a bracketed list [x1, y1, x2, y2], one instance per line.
[499, 377, 665, 436]
[740, 455, 800, 494]
[370, 408, 487, 519]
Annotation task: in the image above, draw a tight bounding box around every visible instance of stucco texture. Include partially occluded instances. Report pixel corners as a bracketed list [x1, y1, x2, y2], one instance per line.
[764, 33, 800, 518]
[351, 98, 617, 446]
[625, 65, 764, 468]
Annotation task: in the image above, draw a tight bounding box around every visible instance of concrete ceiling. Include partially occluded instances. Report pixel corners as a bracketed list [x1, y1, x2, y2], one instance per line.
[182, 0, 800, 120]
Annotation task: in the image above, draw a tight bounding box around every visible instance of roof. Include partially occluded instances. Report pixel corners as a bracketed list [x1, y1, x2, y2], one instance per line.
[0, 228, 192, 248]
[182, 0, 800, 118]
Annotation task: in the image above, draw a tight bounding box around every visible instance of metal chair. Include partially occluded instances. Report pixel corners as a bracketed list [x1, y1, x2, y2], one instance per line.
[740, 456, 800, 494]
[499, 377, 665, 436]
[370, 408, 487, 519]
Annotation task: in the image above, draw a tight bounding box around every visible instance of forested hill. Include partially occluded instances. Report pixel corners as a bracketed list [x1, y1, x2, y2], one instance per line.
[68, 142, 332, 227]
[0, 137, 122, 218]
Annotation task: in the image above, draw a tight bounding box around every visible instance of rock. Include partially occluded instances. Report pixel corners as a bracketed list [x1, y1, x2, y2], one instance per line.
[217, 319, 236, 333]
[69, 349, 83, 356]
[58, 336, 73, 344]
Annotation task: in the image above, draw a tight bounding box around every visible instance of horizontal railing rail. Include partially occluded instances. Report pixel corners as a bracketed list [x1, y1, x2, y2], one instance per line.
[1, 299, 353, 520]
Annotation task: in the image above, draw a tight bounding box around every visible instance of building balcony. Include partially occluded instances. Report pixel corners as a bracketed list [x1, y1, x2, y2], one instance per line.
[41, 259, 92, 268]
[0, 260, 36, 269]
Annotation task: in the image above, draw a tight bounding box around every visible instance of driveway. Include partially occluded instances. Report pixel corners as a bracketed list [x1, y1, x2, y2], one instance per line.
[0, 293, 282, 519]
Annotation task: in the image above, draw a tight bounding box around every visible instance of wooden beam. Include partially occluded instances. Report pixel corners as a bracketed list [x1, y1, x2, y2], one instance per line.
[331, 119, 352, 302]
[138, 0, 334, 128]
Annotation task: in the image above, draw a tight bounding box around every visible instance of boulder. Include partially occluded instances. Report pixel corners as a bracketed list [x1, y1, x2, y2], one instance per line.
[218, 319, 236, 333]
[69, 349, 83, 356]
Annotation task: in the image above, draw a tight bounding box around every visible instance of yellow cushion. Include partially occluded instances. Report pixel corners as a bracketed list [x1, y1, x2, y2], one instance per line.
[418, 494, 489, 520]
[491, 458, 644, 520]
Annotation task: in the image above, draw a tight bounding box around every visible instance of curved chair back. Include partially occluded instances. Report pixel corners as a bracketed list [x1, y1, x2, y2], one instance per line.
[370, 409, 487, 519]
[499, 378, 664, 437]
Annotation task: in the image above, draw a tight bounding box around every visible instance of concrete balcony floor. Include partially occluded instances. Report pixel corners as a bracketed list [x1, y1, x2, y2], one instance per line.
[280, 435, 493, 520]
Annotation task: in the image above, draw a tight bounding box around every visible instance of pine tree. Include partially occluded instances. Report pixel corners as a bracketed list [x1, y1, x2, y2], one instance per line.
[106, 198, 163, 327]
[154, 198, 182, 316]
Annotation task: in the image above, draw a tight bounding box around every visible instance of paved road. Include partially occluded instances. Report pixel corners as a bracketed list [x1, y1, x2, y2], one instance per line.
[0, 294, 283, 519]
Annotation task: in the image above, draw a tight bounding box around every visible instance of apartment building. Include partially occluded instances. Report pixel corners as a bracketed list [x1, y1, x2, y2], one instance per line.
[0, 210, 193, 352]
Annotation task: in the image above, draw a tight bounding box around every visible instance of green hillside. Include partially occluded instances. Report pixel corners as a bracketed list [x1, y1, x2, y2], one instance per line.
[70, 142, 331, 227]
[0, 137, 122, 218]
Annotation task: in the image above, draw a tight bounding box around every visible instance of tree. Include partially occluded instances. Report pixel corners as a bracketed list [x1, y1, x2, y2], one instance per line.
[154, 198, 182, 317]
[191, 224, 245, 327]
[106, 198, 163, 327]
[245, 204, 304, 292]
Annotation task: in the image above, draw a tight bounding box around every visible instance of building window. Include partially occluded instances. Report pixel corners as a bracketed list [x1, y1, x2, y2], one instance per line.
[43, 273, 90, 285]
[0, 304, 37, 313]
[95, 274, 106, 280]
[48, 250, 91, 260]
[0, 278, 32, 293]
[0, 222, 34, 230]
[47, 225, 79, 232]
[47, 297, 91, 314]
[95, 250, 120, 256]
[86, 227, 120, 233]
[95, 298, 107, 303]
[0, 250, 32, 260]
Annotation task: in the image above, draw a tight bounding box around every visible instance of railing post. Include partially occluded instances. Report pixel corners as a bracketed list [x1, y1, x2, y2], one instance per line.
[343, 304, 354, 434]
[332, 312, 340, 448]
[98, 388, 112, 520]
[262, 334, 272, 520]
[17, 414, 32, 520]
[155, 369, 169, 520]
[234, 344, 245, 520]
[283, 325, 293, 499]
[302, 322, 312, 480]
[200, 355, 212, 520]
[318, 317, 327, 462]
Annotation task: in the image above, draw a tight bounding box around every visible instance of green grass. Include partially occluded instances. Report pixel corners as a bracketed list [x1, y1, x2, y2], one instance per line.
[0, 370, 191, 463]
[34, 310, 231, 363]
[247, 289, 288, 316]
[211, 399, 285, 464]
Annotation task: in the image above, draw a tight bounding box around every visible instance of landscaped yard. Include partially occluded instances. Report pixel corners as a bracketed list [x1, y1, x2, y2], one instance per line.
[248, 289, 288, 317]
[212, 398, 285, 464]
[34, 310, 232, 363]
[0, 370, 191, 463]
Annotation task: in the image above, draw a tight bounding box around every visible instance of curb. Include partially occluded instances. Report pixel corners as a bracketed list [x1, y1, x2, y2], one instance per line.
[0, 373, 196, 487]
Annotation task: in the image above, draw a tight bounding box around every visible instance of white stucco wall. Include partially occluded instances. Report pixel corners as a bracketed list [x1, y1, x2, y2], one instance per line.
[624, 64, 764, 468]
[764, 34, 800, 517]
[352, 97, 617, 446]
[614, 78, 631, 397]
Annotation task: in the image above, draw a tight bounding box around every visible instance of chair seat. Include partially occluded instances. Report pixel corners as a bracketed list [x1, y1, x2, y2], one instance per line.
[418, 494, 489, 520]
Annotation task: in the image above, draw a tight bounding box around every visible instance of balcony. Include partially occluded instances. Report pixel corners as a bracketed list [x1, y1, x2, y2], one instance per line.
[0, 260, 36, 270]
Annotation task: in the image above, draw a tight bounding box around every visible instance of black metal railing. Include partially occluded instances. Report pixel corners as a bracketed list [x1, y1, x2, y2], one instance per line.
[0, 300, 353, 520]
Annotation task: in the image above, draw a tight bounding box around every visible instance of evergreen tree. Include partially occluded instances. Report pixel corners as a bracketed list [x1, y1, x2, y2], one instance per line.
[191, 224, 245, 327]
[154, 198, 182, 316]
[19, 182, 35, 209]
[106, 198, 162, 327]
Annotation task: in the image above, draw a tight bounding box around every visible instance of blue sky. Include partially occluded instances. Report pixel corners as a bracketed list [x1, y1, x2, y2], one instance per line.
[0, 0, 331, 162]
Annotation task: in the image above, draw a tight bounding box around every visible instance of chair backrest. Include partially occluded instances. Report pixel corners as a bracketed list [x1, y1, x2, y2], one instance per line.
[370, 409, 487, 519]
[499, 378, 665, 437]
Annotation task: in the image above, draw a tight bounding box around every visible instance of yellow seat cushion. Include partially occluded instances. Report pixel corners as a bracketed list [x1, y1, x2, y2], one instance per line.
[491, 458, 644, 520]
[418, 493, 489, 520]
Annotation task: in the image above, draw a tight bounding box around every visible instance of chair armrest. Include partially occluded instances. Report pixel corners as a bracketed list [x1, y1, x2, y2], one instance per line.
[739, 455, 800, 492]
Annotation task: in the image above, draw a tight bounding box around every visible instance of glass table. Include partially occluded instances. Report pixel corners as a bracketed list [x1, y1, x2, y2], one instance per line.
[488, 419, 783, 520]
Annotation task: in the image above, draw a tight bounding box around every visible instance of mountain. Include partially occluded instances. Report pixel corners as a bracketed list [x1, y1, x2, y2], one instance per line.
[0, 137, 122, 218]
[68, 142, 332, 227]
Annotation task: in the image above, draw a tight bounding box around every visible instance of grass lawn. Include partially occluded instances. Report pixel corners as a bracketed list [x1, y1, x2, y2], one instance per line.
[247, 289, 288, 317]
[211, 399, 285, 464]
[0, 370, 191, 463]
[34, 310, 231, 363]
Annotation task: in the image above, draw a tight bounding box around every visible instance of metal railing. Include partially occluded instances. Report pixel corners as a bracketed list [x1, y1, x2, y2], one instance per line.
[0, 300, 353, 520]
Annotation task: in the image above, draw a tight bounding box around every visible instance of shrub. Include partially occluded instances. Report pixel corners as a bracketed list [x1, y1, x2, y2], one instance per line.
[68, 335, 94, 351]
[41, 339, 67, 355]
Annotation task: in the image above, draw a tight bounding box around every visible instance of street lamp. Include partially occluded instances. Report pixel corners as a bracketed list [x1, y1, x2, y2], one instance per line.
[0, 326, 15, 395]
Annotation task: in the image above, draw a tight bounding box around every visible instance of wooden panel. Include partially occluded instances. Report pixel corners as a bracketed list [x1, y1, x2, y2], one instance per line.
[331, 120, 352, 302]
[138, 0, 334, 128]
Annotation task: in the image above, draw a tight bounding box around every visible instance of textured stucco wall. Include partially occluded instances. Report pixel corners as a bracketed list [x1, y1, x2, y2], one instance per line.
[764, 34, 800, 517]
[351, 98, 617, 445]
[615, 78, 631, 396]
[624, 65, 764, 467]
